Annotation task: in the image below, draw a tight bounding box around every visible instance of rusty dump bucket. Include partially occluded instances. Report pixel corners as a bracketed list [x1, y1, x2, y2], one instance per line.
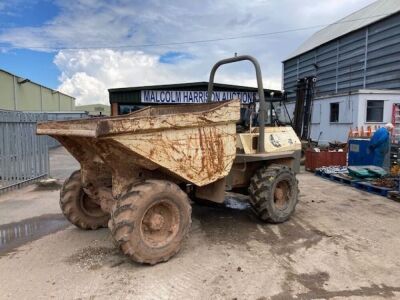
[37, 100, 240, 190]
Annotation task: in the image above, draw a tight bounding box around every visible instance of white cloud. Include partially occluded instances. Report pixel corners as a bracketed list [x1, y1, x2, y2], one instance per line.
[0, 0, 377, 104]
[54, 50, 184, 105]
[54, 49, 282, 105]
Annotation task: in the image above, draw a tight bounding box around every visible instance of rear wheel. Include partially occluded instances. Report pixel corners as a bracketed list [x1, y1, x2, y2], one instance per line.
[60, 170, 109, 230]
[109, 180, 192, 265]
[248, 165, 298, 223]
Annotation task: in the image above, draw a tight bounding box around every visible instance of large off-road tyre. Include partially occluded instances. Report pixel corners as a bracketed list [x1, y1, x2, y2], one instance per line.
[60, 170, 110, 230]
[110, 180, 192, 265]
[248, 165, 298, 223]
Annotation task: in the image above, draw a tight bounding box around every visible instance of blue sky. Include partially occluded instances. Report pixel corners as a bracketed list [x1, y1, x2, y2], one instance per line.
[0, 0, 59, 87]
[159, 52, 194, 64]
[0, 0, 59, 28]
[0, 0, 377, 104]
[0, 49, 58, 87]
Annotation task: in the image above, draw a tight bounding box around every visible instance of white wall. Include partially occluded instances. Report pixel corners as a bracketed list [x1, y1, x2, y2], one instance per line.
[280, 95, 357, 144]
[277, 90, 400, 144]
[356, 92, 399, 127]
[307, 94, 355, 144]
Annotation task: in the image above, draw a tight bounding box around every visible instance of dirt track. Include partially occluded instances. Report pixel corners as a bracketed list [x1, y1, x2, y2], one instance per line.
[1, 147, 400, 299]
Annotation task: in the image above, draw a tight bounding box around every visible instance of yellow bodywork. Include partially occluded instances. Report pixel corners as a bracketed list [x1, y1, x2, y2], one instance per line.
[37, 100, 240, 187]
[37, 99, 300, 189]
[110, 122, 237, 186]
[237, 126, 301, 154]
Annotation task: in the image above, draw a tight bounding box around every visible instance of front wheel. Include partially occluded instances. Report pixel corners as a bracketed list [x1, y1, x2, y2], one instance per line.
[60, 170, 110, 230]
[109, 180, 192, 265]
[248, 165, 299, 223]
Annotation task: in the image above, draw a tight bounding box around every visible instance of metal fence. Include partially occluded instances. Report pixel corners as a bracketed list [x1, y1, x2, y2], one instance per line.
[0, 110, 88, 193]
[0, 110, 49, 192]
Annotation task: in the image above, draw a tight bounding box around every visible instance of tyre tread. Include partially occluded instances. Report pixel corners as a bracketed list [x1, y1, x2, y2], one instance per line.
[110, 180, 192, 265]
[248, 164, 298, 223]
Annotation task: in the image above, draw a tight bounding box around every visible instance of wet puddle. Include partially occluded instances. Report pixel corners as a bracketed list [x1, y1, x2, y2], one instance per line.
[0, 214, 69, 256]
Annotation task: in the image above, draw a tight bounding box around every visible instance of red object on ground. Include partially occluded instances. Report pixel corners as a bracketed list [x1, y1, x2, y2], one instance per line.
[305, 149, 347, 171]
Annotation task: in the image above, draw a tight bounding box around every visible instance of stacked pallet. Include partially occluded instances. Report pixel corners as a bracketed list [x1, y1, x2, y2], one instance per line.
[315, 166, 397, 198]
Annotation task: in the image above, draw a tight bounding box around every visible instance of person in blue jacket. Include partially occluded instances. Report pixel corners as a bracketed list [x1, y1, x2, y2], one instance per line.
[369, 123, 394, 169]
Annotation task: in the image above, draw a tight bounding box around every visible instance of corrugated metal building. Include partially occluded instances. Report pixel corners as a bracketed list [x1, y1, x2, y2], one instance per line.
[280, 0, 400, 144]
[0, 69, 75, 111]
[283, 0, 400, 100]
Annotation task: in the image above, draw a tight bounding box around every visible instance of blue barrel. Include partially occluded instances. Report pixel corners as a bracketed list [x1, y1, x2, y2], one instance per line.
[348, 138, 375, 166]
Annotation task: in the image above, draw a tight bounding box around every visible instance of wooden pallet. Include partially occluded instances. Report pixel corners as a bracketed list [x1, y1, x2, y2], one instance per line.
[315, 170, 332, 180]
[315, 171, 355, 185]
[351, 181, 393, 197]
[315, 171, 396, 197]
[329, 174, 359, 185]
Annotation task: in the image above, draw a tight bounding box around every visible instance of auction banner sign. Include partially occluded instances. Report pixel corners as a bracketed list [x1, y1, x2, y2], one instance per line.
[141, 90, 257, 104]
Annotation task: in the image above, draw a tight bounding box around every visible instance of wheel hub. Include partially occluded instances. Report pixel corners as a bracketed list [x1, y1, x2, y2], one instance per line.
[146, 213, 165, 231]
[275, 188, 284, 201]
[79, 192, 105, 218]
[141, 199, 180, 248]
[274, 181, 290, 210]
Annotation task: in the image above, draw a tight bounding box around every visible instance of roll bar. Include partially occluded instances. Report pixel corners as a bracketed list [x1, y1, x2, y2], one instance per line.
[207, 55, 266, 153]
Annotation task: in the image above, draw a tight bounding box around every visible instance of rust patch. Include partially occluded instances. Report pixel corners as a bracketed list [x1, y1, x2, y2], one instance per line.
[96, 120, 111, 137]
[39, 100, 240, 188]
[198, 127, 225, 179]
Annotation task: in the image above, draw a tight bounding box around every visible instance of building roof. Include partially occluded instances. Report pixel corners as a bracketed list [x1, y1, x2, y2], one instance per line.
[0, 68, 74, 99]
[285, 0, 400, 61]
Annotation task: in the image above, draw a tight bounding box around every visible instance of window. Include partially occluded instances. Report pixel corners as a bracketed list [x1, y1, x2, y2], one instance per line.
[330, 102, 339, 123]
[366, 100, 384, 122]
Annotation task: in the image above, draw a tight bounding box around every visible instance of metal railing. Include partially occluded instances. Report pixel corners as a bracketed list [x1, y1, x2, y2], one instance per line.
[0, 110, 49, 192]
[207, 55, 268, 152]
[0, 110, 88, 193]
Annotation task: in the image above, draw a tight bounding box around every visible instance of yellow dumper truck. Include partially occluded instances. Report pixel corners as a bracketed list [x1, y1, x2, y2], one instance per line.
[37, 55, 301, 264]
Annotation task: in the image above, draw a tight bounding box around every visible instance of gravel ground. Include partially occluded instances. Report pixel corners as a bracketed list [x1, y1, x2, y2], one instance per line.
[1, 147, 400, 299]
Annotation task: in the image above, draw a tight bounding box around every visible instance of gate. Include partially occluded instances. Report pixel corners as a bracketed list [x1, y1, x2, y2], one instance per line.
[0, 110, 49, 193]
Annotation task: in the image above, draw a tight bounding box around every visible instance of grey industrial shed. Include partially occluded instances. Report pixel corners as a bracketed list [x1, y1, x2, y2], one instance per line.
[283, 0, 400, 101]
